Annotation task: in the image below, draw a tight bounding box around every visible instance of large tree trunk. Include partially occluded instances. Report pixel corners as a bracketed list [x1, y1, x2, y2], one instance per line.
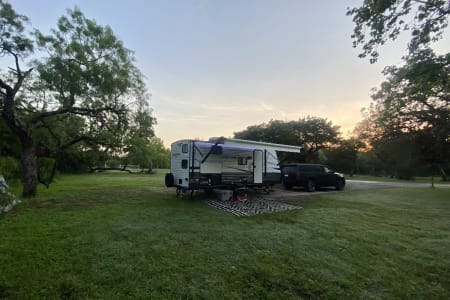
[21, 141, 38, 198]
[1, 50, 36, 197]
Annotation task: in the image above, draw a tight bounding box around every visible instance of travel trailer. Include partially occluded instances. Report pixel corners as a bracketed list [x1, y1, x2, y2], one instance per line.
[165, 137, 301, 195]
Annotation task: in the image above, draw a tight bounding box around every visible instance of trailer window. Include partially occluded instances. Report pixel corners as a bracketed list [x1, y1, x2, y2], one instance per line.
[181, 159, 188, 169]
[182, 144, 188, 153]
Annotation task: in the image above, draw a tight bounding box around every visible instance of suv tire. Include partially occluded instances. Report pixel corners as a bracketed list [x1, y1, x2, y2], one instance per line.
[305, 180, 316, 192]
[336, 179, 345, 191]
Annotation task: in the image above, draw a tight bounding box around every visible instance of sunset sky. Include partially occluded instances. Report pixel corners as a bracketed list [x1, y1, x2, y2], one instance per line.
[5, 1, 448, 146]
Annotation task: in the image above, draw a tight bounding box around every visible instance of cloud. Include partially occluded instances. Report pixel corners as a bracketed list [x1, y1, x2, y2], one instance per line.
[260, 102, 274, 111]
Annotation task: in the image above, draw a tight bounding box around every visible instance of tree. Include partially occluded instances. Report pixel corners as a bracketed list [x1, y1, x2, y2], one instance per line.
[349, 0, 450, 182]
[373, 50, 449, 130]
[355, 151, 384, 176]
[234, 117, 340, 162]
[373, 133, 419, 179]
[323, 137, 365, 176]
[147, 138, 170, 169]
[0, 4, 150, 197]
[124, 97, 157, 171]
[415, 127, 449, 181]
[0, 117, 20, 157]
[234, 119, 298, 145]
[293, 116, 341, 161]
[348, 0, 450, 63]
[371, 50, 449, 179]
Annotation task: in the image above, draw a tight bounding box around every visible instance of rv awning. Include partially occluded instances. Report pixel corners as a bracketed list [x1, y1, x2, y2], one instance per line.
[194, 141, 256, 163]
[208, 137, 302, 153]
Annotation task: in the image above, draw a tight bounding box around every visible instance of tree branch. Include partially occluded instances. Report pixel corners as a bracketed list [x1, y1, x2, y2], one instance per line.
[13, 67, 33, 94]
[13, 50, 22, 76]
[66, 52, 108, 66]
[60, 135, 96, 150]
[0, 77, 13, 93]
[30, 105, 127, 125]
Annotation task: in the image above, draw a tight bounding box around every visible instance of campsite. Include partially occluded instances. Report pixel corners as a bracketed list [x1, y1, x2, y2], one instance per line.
[1, 171, 450, 298]
[1, 1, 449, 299]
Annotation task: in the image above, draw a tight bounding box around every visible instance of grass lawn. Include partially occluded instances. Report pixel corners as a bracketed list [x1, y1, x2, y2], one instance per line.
[1, 171, 449, 299]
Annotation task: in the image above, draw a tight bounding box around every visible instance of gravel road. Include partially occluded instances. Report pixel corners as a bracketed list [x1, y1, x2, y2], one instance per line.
[345, 179, 449, 190]
[204, 180, 449, 216]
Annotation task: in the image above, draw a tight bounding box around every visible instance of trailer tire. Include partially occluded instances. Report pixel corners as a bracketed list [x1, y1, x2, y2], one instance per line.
[165, 173, 175, 187]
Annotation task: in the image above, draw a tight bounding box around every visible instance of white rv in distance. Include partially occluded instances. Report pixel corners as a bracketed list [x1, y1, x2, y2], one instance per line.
[165, 137, 302, 195]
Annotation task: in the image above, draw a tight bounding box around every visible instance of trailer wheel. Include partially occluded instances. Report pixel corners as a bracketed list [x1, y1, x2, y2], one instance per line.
[165, 173, 174, 187]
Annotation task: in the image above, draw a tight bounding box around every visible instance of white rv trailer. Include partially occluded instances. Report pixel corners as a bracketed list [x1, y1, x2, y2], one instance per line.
[165, 137, 301, 194]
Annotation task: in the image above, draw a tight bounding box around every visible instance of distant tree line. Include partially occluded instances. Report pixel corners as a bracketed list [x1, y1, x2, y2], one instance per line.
[234, 114, 448, 181]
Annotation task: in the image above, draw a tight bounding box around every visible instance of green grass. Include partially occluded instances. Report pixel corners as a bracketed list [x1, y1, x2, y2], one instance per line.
[1, 171, 449, 299]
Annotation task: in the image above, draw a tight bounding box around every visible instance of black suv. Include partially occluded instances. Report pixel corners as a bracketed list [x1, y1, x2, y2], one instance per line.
[281, 163, 345, 192]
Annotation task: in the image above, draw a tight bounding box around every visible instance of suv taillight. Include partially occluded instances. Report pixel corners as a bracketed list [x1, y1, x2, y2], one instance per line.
[296, 171, 301, 179]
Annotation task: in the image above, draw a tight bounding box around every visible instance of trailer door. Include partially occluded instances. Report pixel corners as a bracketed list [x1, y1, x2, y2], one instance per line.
[253, 150, 263, 184]
[171, 141, 191, 188]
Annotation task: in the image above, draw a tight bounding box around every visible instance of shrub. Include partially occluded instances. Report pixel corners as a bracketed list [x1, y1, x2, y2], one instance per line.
[106, 160, 122, 168]
[0, 156, 21, 181]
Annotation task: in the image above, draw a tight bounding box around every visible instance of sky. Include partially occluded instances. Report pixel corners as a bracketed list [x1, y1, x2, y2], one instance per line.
[4, 0, 444, 147]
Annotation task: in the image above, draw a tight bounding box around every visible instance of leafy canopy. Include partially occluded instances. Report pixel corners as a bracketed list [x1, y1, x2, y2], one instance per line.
[234, 117, 341, 162]
[348, 0, 450, 63]
[0, 3, 154, 195]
